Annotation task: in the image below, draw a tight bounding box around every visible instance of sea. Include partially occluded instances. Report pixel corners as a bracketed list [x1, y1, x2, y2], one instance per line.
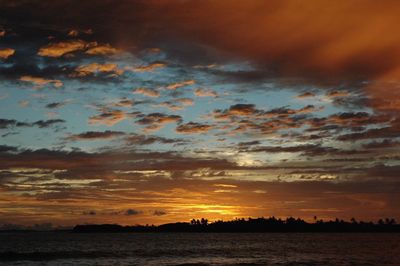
[0, 232, 399, 265]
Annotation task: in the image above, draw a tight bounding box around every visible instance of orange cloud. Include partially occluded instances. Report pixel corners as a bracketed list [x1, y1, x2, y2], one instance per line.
[20, 76, 63, 88]
[133, 87, 160, 97]
[88, 110, 127, 126]
[121, 1, 400, 113]
[157, 102, 184, 111]
[0, 48, 15, 59]
[194, 88, 218, 97]
[296, 92, 315, 99]
[38, 40, 91, 57]
[137, 113, 182, 132]
[175, 98, 194, 106]
[127, 62, 166, 72]
[86, 44, 121, 55]
[67, 29, 79, 37]
[68, 28, 93, 37]
[38, 40, 119, 57]
[176, 122, 212, 134]
[166, 80, 195, 90]
[326, 90, 350, 98]
[73, 63, 123, 77]
[156, 98, 194, 111]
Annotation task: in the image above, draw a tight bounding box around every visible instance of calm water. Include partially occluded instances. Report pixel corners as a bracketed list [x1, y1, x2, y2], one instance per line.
[0, 232, 399, 265]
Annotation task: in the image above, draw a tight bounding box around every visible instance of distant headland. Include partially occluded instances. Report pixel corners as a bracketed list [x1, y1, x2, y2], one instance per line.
[72, 217, 400, 233]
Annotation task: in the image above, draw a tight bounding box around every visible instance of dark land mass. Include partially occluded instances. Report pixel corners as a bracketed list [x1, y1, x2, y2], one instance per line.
[72, 217, 400, 233]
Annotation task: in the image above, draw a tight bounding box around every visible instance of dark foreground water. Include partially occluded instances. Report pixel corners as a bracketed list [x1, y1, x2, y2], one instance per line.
[0, 232, 399, 265]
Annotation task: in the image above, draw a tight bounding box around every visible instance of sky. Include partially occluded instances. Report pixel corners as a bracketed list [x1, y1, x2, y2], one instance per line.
[0, 0, 400, 227]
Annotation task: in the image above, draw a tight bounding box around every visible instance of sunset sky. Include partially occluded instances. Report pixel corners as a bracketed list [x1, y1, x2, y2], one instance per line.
[1, 0, 400, 226]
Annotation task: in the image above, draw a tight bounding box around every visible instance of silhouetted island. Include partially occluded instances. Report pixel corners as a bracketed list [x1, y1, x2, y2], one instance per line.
[72, 217, 400, 233]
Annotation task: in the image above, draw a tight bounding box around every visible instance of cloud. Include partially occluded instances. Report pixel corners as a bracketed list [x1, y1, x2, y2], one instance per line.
[136, 113, 182, 132]
[2, 1, 400, 224]
[362, 139, 400, 149]
[305, 112, 391, 134]
[175, 98, 194, 106]
[38, 39, 120, 58]
[265, 105, 320, 117]
[213, 104, 263, 120]
[176, 122, 212, 134]
[85, 44, 120, 55]
[73, 63, 123, 77]
[194, 88, 218, 97]
[238, 140, 261, 147]
[0, 118, 64, 129]
[82, 210, 96, 216]
[157, 102, 183, 111]
[124, 134, 184, 146]
[0, 146, 241, 172]
[66, 131, 126, 141]
[125, 209, 142, 216]
[153, 210, 166, 216]
[68, 30, 79, 37]
[296, 92, 315, 99]
[0, 48, 15, 59]
[0, 145, 18, 153]
[20, 76, 63, 88]
[207, 103, 332, 137]
[243, 144, 342, 157]
[226, 104, 258, 116]
[46, 101, 67, 109]
[88, 109, 128, 126]
[32, 119, 65, 128]
[51, 1, 400, 112]
[38, 40, 91, 57]
[326, 90, 350, 98]
[133, 87, 160, 97]
[0, 119, 28, 129]
[157, 98, 194, 111]
[68, 29, 93, 37]
[127, 62, 166, 72]
[166, 80, 195, 90]
[112, 98, 135, 107]
[337, 123, 400, 142]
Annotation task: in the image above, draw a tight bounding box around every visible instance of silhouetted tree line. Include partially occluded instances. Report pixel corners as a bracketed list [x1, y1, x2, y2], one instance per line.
[72, 216, 400, 233]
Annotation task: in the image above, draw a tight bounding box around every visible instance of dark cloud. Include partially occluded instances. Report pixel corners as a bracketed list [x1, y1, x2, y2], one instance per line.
[125, 209, 142, 216]
[0, 118, 64, 129]
[238, 140, 261, 147]
[296, 92, 315, 99]
[66, 131, 125, 141]
[89, 109, 132, 126]
[362, 139, 400, 149]
[136, 113, 182, 132]
[176, 122, 212, 134]
[32, 119, 65, 128]
[244, 144, 337, 156]
[124, 134, 185, 146]
[337, 120, 400, 141]
[82, 210, 97, 216]
[2, 0, 400, 113]
[0, 146, 243, 172]
[0, 119, 27, 129]
[0, 145, 18, 153]
[153, 210, 167, 216]
[46, 102, 67, 109]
